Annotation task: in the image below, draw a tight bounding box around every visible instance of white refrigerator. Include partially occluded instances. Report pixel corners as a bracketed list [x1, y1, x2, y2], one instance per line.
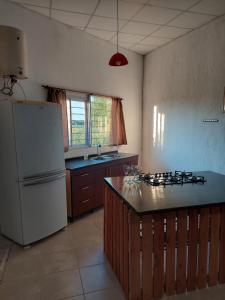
[0, 100, 67, 246]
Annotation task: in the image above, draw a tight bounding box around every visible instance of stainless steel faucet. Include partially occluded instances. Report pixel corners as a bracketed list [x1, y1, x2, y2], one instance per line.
[97, 144, 101, 156]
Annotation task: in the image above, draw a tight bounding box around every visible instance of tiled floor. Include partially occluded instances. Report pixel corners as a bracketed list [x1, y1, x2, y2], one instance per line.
[0, 208, 225, 300]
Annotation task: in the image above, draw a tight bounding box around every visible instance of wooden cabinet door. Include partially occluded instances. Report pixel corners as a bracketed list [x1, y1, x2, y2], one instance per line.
[109, 156, 138, 177]
[130, 156, 139, 166]
[109, 163, 124, 177]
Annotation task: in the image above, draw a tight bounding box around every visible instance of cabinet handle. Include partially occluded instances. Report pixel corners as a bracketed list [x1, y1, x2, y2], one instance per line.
[81, 173, 89, 177]
[81, 186, 89, 190]
[82, 198, 90, 203]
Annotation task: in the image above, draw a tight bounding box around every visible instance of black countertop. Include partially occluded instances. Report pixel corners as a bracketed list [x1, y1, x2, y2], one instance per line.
[65, 152, 138, 170]
[104, 171, 225, 215]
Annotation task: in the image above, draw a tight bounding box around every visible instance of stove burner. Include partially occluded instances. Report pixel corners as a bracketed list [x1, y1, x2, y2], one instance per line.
[139, 171, 206, 186]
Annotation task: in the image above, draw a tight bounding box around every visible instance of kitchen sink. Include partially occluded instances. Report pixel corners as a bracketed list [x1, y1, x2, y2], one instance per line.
[90, 156, 106, 160]
[102, 154, 123, 159]
[90, 154, 124, 161]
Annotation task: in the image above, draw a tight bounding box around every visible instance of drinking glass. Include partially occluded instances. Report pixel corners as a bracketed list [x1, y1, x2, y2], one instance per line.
[131, 165, 140, 182]
[123, 164, 132, 183]
[123, 164, 130, 176]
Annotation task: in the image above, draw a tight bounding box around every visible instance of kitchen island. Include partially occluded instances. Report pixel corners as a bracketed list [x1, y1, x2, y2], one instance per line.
[104, 171, 225, 300]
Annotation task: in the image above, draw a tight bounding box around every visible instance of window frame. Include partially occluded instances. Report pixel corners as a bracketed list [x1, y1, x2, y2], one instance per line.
[67, 93, 112, 149]
[67, 92, 90, 149]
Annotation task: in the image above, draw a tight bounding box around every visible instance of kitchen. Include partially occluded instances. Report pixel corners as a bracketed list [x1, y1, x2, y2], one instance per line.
[0, 0, 225, 299]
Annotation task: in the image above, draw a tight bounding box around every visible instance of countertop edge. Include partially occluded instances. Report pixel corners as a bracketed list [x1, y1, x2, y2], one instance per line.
[66, 153, 138, 171]
[104, 174, 225, 215]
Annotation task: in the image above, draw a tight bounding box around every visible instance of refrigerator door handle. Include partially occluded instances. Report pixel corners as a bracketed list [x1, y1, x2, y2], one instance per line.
[23, 169, 65, 181]
[23, 174, 65, 187]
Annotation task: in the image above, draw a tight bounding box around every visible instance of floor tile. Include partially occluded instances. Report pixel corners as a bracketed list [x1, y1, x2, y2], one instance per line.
[80, 264, 117, 293]
[66, 296, 85, 300]
[0, 275, 41, 300]
[3, 253, 43, 281]
[85, 287, 126, 300]
[0, 235, 13, 250]
[90, 209, 104, 228]
[69, 223, 103, 249]
[164, 285, 225, 300]
[40, 249, 78, 274]
[0, 248, 9, 274]
[69, 223, 101, 242]
[70, 235, 103, 250]
[30, 230, 74, 255]
[191, 285, 225, 300]
[9, 230, 73, 258]
[76, 245, 105, 268]
[40, 269, 83, 300]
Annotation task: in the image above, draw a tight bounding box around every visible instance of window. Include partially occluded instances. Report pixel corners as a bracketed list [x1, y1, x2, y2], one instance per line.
[90, 96, 112, 146]
[67, 94, 112, 147]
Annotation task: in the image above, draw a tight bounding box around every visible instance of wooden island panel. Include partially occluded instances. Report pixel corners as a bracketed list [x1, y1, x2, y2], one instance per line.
[104, 186, 131, 299]
[142, 215, 153, 300]
[165, 211, 176, 296]
[104, 182, 225, 300]
[187, 208, 198, 291]
[197, 207, 209, 289]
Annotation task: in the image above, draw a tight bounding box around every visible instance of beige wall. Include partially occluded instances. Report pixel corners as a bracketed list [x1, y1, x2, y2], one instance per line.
[143, 15, 225, 174]
[0, 0, 143, 158]
[3, 0, 224, 171]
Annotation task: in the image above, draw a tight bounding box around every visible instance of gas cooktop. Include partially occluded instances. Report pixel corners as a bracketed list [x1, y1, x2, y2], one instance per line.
[139, 171, 206, 186]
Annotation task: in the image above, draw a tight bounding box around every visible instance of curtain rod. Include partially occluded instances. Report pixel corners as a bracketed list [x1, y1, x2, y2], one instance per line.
[42, 85, 123, 100]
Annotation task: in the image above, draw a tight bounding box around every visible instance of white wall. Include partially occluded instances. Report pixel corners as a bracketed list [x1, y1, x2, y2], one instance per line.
[143, 15, 225, 174]
[0, 0, 143, 158]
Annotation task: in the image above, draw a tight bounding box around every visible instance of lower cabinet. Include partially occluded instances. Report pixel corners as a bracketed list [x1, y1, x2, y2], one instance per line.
[95, 167, 108, 207]
[66, 155, 138, 218]
[109, 163, 124, 177]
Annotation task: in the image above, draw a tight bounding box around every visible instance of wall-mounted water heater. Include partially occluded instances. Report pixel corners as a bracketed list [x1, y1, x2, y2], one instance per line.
[0, 25, 27, 96]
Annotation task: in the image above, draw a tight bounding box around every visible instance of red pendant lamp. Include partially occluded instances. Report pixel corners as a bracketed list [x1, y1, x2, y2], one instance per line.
[109, 0, 128, 66]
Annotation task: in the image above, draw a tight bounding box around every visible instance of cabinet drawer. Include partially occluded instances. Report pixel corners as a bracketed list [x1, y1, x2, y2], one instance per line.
[75, 172, 94, 187]
[74, 197, 95, 215]
[77, 185, 94, 202]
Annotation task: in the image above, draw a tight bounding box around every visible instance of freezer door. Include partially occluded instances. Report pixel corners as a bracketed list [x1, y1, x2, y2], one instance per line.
[19, 173, 67, 245]
[13, 102, 65, 179]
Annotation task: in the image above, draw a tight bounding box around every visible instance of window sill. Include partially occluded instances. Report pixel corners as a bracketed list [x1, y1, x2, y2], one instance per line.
[69, 145, 91, 150]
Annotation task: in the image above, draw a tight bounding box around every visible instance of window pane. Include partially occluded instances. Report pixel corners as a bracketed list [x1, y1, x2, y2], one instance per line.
[90, 96, 112, 145]
[69, 99, 87, 146]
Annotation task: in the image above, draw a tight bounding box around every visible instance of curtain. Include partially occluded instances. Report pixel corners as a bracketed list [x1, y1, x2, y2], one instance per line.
[47, 87, 69, 152]
[111, 97, 127, 145]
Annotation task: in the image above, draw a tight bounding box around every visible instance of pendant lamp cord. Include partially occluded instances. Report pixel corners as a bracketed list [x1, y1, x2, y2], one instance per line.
[117, 0, 119, 53]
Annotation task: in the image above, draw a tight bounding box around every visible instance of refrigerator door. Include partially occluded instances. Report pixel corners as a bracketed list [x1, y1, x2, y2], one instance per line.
[19, 173, 67, 245]
[13, 102, 65, 179]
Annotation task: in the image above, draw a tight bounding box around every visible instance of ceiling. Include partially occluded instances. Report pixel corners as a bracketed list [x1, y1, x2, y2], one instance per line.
[10, 0, 225, 55]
